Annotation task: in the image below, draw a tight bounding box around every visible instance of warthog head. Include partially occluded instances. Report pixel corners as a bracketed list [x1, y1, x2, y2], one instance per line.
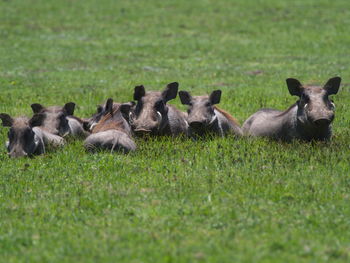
[128, 82, 178, 137]
[287, 77, 340, 129]
[30, 102, 75, 136]
[83, 98, 134, 133]
[179, 89, 221, 135]
[0, 113, 44, 158]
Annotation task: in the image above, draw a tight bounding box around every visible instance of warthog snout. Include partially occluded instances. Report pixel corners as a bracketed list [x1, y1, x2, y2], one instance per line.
[313, 118, 332, 126]
[8, 149, 28, 158]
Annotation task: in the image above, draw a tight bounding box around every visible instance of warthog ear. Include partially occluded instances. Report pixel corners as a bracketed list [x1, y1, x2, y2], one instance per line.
[31, 103, 44, 113]
[162, 82, 179, 102]
[63, 102, 75, 116]
[0, 113, 13, 127]
[209, 90, 222, 105]
[324, 77, 341, 95]
[29, 113, 45, 127]
[96, 105, 103, 114]
[105, 98, 114, 115]
[286, 78, 303, 97]
[134, 85, 146, 100]
[179, 91, 192, 105]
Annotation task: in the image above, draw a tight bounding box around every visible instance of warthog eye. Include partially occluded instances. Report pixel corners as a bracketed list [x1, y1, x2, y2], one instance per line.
[155, 100, 165, 111]
[301, 93, 310, 103]
[205, 102, 211, 107]
[24, 128, 34, 140]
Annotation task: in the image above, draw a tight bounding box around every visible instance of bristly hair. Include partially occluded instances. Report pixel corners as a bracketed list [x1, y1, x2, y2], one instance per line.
[91, 105, 128, 134]
[213, 106, 240, 126]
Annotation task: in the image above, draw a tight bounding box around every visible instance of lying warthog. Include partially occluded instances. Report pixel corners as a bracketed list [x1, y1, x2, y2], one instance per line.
[83, 98, 136, 153]
[178, 89, 242, 137]
[242, 77, 341, 141]
[31, 102, 87, 137]
[128, 82, 188, 137]
[0, 113, 64, 158]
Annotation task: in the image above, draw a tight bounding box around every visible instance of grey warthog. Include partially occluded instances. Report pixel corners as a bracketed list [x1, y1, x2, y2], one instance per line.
[0, 113, 64, 158]
[242, 77, 341, 141]
[178, 89, 242, 137]
[128, 82, 188, 137]
[31, 102, 87, 138]
[83, 98, 136, 153]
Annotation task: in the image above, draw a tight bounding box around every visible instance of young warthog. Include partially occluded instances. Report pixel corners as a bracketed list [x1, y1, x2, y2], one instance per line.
[0, 113, 64, 158]
[128, 82, 188, 137]
[242, 77, 341, 141]
[179, 90, 242, 137]
[83, 98, 136, 153]
[31, 102, 87, 137]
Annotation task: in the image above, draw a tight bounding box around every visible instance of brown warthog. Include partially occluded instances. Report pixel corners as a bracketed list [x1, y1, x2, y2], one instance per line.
[0, 113, 64, 158]
[31, 102, 87, 138]
[128, 82, 188, 137]
[83, 98, 136, 153]
[178, 89, 242, 137]
[242, 77, 341, 141]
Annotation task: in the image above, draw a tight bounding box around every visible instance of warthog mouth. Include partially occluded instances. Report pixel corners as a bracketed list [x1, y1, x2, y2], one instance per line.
[134, 128, 152, 137]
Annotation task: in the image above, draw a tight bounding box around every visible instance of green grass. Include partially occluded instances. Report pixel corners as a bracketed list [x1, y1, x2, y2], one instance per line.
[1, 0, 350, 262]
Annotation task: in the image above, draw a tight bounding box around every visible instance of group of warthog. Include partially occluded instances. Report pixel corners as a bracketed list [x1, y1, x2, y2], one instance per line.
[0, 77, 341, 158]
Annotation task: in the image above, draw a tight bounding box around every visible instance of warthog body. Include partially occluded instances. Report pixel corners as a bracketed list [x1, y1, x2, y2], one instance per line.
[83, 99, 136, 153]
[128, 82, 188, 137]
[31, 102, 87, 138]
[242, 77, 341, 141]
[179, 89, 242, 138]
[0, 113, 64, 158]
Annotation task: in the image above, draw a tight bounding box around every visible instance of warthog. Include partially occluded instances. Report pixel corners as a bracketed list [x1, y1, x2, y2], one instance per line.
[83, 98, 136, 153]
[0, 113, 64, 158]
[178, 89, 242, 137]
[242, 77, 341, 141]
[31, 102, 87, 137]
[128, 82, 188, 137]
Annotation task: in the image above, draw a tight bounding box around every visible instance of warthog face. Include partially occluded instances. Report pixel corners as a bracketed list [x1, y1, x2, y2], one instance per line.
[83, 99, 134, 133]
[128, 82, 178, 137]
[31, 102, 75, 136]
[287, 77, 340, 129]
[0, 113, 44, 158]
[179, 90, 221, 135]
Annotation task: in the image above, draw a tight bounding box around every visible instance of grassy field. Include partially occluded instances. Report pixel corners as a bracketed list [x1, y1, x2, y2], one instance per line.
[1, 0, 350, 262]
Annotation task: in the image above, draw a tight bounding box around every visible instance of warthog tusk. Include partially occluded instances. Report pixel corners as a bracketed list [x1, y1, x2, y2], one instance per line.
[156, 111, 162, 127]
[89, 123, 97, 131]
[209, 115, 217, 125]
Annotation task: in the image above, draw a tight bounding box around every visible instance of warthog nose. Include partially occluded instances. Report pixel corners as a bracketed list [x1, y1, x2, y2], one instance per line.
[189, 121, 205, 130]
[8, 151, 28, 158]
[313, 118, 331, 126]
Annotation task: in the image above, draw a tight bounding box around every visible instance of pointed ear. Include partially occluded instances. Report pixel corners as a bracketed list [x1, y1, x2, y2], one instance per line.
[179, 91, 192, 105]
[162, 82, 178, 102]
[286, 78, 303, 97]
[63, 102, 75, 115]
[134, 85, 145, 100]
[120, 101, 135, 121]
[31, 103, 44, 113]
[209, 90, 221, 105]
[29, 114, 45, 127]
[324, 77, 341, 95]
[96, 105, 103, 114]
[105, 98, 114, 115]
[0, 113, 13, 127]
